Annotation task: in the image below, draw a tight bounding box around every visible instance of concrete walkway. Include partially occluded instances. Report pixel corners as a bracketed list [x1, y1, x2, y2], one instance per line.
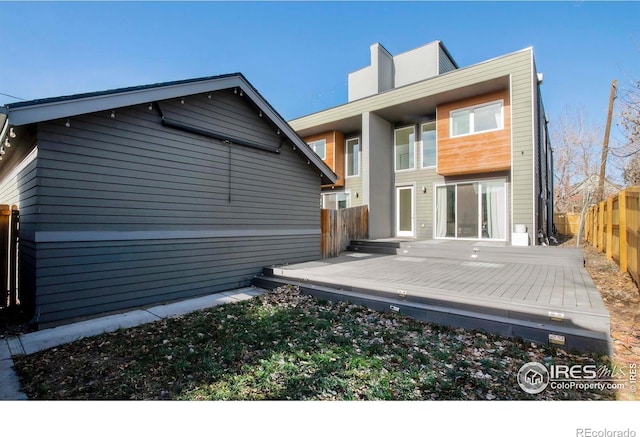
[0, 286, 265, 400]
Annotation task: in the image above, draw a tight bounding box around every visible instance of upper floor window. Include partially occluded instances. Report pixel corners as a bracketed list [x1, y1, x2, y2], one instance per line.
[451, 101, 503, 137]
[421, 122, 436, 168]
[345, 137, 360, 177]
[395, 126, 415, 171]
[308, 139, 326, 160]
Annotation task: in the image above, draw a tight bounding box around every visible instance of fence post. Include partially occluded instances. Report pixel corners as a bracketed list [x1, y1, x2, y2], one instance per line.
[597, 201, 604, 250]
[587, 205, 596, 246]
[619, 190, 628, 272]
[606, 196, 614, 260]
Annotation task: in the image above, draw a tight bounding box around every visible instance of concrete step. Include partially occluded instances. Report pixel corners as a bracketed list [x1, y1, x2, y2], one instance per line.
[252, 274, 612, 355]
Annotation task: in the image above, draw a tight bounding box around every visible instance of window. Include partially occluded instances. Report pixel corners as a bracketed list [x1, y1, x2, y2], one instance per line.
[395, 126, 415, 171]
[421, 123, 436, 168]
[308, 139, 326, 160]
[345, 138, 360, 177]
[435, 180, 506, 240]
[450, 101, 503, 137]
[322, 192, 349, 210]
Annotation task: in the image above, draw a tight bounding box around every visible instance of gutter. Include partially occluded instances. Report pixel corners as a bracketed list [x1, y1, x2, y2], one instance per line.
[161, 117, 283, 155]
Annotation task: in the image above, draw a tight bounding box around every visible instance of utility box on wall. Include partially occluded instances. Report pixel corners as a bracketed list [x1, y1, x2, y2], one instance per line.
[512, 224, 529, 246]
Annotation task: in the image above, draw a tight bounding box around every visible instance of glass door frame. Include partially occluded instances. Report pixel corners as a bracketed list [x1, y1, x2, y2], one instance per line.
[433, 179, 507, 241]
[396, 185, 415, 238]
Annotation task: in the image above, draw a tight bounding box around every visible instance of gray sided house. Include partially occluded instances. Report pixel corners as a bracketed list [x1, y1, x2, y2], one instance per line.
[0, 74, 336, 327]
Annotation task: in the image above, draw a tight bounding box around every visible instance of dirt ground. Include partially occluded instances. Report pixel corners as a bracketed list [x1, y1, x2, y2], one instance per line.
[558, 236, 640, 400]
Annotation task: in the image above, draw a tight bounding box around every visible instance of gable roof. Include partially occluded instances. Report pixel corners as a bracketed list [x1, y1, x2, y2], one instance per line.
[0, 73, 337, 184]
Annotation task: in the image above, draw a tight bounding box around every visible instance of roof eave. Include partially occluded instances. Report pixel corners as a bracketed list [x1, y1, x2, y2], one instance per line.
[236, 76, 337, 184]
[4, 75, 246, 127]
[2, 74, 337, 185]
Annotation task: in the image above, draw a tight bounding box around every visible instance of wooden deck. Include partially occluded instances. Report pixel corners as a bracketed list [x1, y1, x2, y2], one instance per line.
[254, 240, 612, 355]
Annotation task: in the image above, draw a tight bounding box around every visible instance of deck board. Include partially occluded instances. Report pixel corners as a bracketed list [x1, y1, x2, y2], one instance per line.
[259, 240, 611, 354]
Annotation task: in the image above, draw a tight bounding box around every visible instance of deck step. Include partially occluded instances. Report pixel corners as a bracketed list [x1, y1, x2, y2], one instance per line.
[253, 274, 612, 355]
[396, 245, 585, 267]
[347, 239, 402, 255]
[348, 240, 585, 267]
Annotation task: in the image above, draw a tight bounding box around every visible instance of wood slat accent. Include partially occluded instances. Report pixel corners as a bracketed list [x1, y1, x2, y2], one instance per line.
[303, 131, 345, 187]
[437, 90, 511, 176]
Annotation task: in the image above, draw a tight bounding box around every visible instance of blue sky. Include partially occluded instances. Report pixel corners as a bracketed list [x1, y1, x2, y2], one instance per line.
[0, 1, 638, 138]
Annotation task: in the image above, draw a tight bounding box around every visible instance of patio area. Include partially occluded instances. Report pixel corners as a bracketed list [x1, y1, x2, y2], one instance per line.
[254, 239, 612, 355]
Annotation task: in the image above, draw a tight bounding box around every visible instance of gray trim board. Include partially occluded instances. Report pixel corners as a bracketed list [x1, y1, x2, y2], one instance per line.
[27, 228, 320, 243]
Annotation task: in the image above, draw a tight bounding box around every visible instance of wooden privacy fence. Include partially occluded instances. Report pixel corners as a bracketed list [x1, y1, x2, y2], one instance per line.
[1, 204, 19, 309]
[554, 212, 581, 236]
[321, 205, 368, 259]
[585, 187, 640, 285]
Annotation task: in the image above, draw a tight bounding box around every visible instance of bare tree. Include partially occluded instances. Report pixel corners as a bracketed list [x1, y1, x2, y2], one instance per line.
[623, 155, 640, 186]
[552, 107, 603, 213]
[614, 79, 640, 158]
[611, 37, 640, 174]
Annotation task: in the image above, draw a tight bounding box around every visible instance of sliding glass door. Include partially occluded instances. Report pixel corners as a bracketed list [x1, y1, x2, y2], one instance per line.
[435, 180, 506, 240]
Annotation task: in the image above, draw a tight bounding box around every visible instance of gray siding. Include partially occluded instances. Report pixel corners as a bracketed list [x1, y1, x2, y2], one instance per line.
[534, 82, 553, 238]
[0, 147, 37, 210]
[438, 45, 457, 74]
[509, 50, 535, 242]
[34, 235, 318, 324]
[345, 176, 363, 208]
[25, 89, 323, 326]
[0, 143, 39, 312]
[363, 112, 393, 239]
[395, 168, 444, 240]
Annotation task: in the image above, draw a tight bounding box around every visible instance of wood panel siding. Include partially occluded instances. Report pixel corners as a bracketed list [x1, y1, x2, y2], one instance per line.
[303, 131, 344, 188]
[436, 90, 511, 176]
[23, 89, 324, 326]
[333, 131, 345, 187]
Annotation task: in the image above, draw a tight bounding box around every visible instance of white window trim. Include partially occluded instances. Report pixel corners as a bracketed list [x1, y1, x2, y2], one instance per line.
[322, 190, 351, 210]
[345, 137, 360, 178]
[395, 184, 415, 238]
[450, 99, 504, 138]
[308, 139, 327, 160]
[394, 125, 416, 173]
[420, 121, 437, 169]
